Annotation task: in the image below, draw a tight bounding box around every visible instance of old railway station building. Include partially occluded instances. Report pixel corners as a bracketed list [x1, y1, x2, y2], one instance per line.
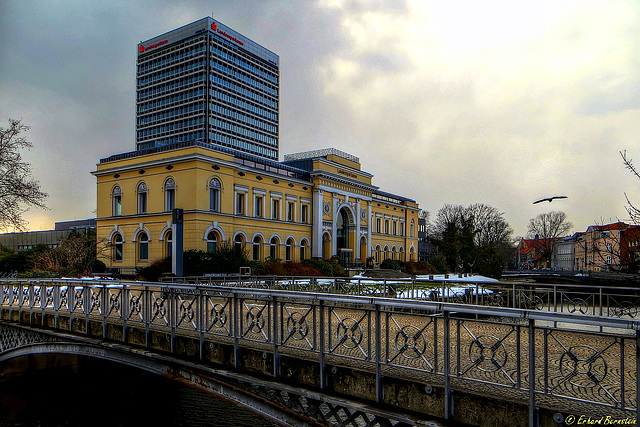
[92, 17, 419, 272]
[93, 145, 420, 271]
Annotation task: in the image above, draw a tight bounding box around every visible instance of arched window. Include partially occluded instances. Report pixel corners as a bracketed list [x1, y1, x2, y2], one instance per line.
[270, 236, 279, 259]
[112, 186, 122, 216]
[164, 178, 175, 211]
[300, 239, 308, 261]
[137, 182, 148, 214]
[113, 233, 123, 261]
[410, 219, 415, 237]
[138, 231, 149, 261]
[285, 238, 294, 262]
[252, 236, 262, 261]
[164, 230, 173, 259]
[207, 230, 219, 252]
[234, 234, 245, 251]
[209, 178, 221, 212]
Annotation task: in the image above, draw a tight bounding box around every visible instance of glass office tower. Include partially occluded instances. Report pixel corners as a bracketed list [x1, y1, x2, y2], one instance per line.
[136, 17, 279, 161]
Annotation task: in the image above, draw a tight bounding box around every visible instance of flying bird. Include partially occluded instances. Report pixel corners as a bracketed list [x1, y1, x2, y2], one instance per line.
[533, 196, 568, 204]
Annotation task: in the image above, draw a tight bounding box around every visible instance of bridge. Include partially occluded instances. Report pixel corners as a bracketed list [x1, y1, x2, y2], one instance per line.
[1, 277, 639, 427]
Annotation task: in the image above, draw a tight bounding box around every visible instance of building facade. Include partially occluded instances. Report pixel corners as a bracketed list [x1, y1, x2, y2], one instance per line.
[552, 235, 577, 271]
[93, 144, 419, 272]
[136, 17, 279, 161]
[573, 222, 640, 272]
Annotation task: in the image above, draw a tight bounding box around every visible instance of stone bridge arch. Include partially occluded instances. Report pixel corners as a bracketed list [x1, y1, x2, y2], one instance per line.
[0, 324, 424, 427]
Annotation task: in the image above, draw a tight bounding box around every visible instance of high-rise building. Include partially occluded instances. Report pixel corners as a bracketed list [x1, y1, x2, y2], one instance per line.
[136, 17, 279, 161]
[93, 16, 421, 275]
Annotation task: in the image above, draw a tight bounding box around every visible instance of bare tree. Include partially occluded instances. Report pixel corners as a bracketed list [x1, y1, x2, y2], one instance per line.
[34, 230, 107, 276]
[0, 119, 48, 231]
[526, 211, 573, 267]
[433, 203, 513, 247]
[621, 150, 640, 224]
[432, 204, 465, 235]
[466, 203, 514, 248]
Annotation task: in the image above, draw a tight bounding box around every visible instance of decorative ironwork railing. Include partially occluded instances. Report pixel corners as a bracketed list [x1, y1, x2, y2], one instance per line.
[161, 275, 640, 323]
[1, 278, 639, 425]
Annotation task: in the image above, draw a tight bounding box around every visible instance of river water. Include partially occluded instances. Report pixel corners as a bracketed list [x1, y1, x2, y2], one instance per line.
[0, 357, 278, 427]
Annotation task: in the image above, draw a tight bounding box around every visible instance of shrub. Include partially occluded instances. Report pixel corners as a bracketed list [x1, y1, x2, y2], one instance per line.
[137, 258, 168, 282]
[182, 241, 251, 276]
[301, 259, 346, 277]
[380, 259, 401, 270]
[261, 257, 286, 275]
[282, 262, 323, 276]
[92, 259, 107, 274]
[403, 261, 435, 275]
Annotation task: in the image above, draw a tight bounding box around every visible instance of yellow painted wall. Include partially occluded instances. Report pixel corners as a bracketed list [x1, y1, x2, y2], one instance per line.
[94, 144, 420, 269]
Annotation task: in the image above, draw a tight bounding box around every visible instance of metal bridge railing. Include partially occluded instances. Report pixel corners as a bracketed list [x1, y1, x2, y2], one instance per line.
[1, 278, 639, 425]
[160, 275, 640, 323]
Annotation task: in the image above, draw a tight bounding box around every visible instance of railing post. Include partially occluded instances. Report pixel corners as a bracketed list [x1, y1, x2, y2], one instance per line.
[199, 289, 204, 361]
[529, 318, 537, 427]
[122, 285, 129, 343]
[53, 283, 60, 329]
[170, 287, 176, 354]
[233, 291, 240, 369]
[636, 330, 640, 426]
[443, 310, 452, 420]
[375, 303, 382, 403]
[144, 285, 150, 348]
[102, 283, 108, 339]
[599, 288, 603, 333]
[319, 299, 326, 390]
[273, 295, 279, 378]
[68, 284, 75, 331]
[84, 284, 91, 334]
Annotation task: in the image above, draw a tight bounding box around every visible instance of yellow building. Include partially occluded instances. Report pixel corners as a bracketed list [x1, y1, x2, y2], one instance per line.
[92, 143, 420, 273]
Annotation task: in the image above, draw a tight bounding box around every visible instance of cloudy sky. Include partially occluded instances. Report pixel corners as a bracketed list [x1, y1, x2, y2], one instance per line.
[1, 0, 639, 238]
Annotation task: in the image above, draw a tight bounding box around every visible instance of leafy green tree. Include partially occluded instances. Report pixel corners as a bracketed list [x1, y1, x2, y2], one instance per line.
[474, 246, 505, 278]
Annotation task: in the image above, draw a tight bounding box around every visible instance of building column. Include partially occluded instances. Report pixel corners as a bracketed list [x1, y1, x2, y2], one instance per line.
[332, 194, 339, 256]
[367, 201, 373, 258]
[355, 198, 361, 261]
[312, 189, 324, 257]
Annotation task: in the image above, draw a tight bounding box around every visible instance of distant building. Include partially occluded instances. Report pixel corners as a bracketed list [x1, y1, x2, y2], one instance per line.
[552, 235, 577, 271]
[136, 17, 279, 161]
[516, 237, 558, 269]
[575, 222, 640, 272]
[0, 219, 96, 252]
[417, 212, 436, 262]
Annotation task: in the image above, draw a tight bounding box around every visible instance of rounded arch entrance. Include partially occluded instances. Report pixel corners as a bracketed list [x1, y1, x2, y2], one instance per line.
[336, 206, 356, 265]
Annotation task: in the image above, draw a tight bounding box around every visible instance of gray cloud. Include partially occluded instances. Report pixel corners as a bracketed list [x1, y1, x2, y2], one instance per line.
[1, 0, 639, 237]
